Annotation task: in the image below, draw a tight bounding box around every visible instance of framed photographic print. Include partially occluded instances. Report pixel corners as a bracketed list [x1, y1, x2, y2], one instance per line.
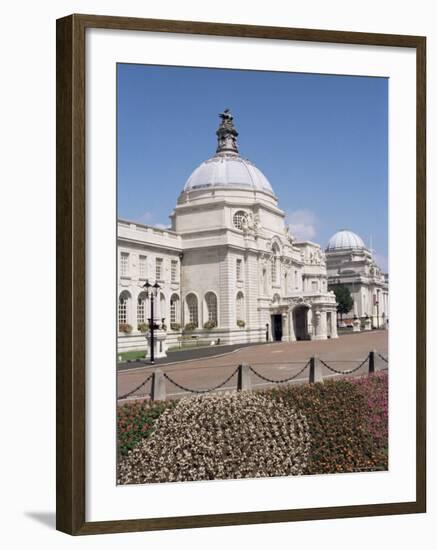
[56, 14, 426, 535]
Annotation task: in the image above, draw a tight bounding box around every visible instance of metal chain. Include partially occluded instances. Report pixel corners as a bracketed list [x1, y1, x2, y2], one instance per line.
[319, 357, 368, 375]
[248, 361, 310, 384]
[377, 352, 389, 363]
[118, 373, 153, 400]
[163, 367, 239, 394]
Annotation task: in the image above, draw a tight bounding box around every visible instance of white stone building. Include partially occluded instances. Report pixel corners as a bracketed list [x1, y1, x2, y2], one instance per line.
[325, 230, 389, 328]
[118, 110, 339, 352]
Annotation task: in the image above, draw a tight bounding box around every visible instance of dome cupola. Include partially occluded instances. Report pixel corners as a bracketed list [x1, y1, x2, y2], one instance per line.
[183, 110, 275, 196]
[326, 230, 366, 251]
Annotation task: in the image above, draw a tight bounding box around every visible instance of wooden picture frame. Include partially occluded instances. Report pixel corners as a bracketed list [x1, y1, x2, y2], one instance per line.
[56, 13, 426, 535]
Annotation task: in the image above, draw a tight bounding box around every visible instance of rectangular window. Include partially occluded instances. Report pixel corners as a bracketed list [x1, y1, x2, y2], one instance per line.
[139, 255, 147, 279]
[155, 258, 163, 280]
[311, 280, 318, 292]
[236, 258, 242, 281]
[171, 260, 178, 283]
[271, 259, 277, 284]
[170, 300, 176, 323]
[137, 296, 145, 325]
[120, 252, 129, 277]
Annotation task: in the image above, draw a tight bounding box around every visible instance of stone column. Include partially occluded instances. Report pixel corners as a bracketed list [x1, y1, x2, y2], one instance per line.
[313, 310, 322, 340]
[282, 312, 289, 342]
[320, 311, 328, 339]
[307, 308, 313, 339]
[331, 310, 338, 338]
[289, 310, 296, 341]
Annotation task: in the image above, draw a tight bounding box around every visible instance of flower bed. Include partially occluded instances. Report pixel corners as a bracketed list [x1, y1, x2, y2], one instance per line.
[117, 400, 176, 456]
[118, 391, 311, 484]
[267, 372, 388, 474]
[117, 372, 388, 483]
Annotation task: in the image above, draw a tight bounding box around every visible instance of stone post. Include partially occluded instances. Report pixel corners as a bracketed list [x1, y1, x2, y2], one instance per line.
[353, 317, 361, 332]
[151, 369, 166, 401]
[368, 350, 376, 374]
[237, 363, 252, 391]
[309, 356, 323, 384]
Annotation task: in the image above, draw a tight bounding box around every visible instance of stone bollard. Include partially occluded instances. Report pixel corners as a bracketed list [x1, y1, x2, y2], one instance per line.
[352, 318, 361, 332]
[368, 350, 376, 374]
[309, 356, 324, 384]
[237, 363, 252, 391]
[151, 369, 166, 401]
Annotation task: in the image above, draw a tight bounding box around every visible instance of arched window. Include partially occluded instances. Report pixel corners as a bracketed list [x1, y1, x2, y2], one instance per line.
[118, 291, 131, 326]
[273, 293, 281, 304]
[186, 293, 198, 327]
[236, 291, 245, 323]
[159, 292, 166, 321]
[170, 294, 180, 324]
[262, 267, 267, 295]
[204, 292, 218, 325]
[233, 210, 248, 230]
[137, 291, 147, 325]
[271, 243, 280, 284]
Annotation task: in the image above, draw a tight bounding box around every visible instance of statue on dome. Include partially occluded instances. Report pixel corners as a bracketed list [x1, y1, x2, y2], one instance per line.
[216, 109, 239, 154]
[219, 108, 234, 124]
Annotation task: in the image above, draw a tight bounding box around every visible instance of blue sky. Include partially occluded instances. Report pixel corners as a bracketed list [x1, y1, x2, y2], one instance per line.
[117, 64, 388, 271]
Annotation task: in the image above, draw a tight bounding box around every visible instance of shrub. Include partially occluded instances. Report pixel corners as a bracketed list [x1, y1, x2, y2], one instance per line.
[184, 322, 197, 332]
[119, 323, 133, 334]
[137, 322, 148, 333]
[117, 399, 176, 457]
[350, 372, 388, 456]
[236, 319, 245, 328]
[170, 322, 181, 331]
[118, 391, 310, 484]
[267, 374, 388, 474]
[203, 320, 217, 330]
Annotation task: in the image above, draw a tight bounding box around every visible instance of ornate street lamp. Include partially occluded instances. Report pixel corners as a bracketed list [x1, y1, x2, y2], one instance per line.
[143, 279, 160, 363]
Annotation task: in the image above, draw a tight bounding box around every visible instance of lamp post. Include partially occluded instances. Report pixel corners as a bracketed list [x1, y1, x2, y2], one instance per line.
[143, 279, 160, 363]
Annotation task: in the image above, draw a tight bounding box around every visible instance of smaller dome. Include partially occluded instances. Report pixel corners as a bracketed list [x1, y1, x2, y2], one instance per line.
[326, 230, 366, 251]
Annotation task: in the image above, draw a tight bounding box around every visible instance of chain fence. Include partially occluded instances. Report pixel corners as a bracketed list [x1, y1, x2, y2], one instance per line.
[118, 373, 153, 400]
[117, 350, 388, 401]
[319, 356, 369, 375]
[162, 367, 239, 394]
[248, 361, 311, 384]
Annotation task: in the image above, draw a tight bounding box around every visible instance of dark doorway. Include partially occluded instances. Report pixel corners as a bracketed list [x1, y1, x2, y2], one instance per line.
[271, 314, 283, 341]
[293, 306, 309, 340]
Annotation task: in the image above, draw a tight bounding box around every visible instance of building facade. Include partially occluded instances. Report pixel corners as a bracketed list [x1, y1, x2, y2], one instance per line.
[118, 110, 340, 352]
[325, 230, 389, 328]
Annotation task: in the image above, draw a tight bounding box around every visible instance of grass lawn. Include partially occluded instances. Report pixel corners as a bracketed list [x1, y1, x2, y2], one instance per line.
[118, 350, 147, 362]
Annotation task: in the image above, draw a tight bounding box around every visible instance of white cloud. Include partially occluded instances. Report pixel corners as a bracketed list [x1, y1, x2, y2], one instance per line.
[154, 223, 171, 230]
[285, 209, 318, 241]
[139, 211, 153, 223]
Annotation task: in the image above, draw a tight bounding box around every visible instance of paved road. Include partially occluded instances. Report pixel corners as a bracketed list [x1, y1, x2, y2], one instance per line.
[117, 330, 388, 402]
[118, 341, 270, 371]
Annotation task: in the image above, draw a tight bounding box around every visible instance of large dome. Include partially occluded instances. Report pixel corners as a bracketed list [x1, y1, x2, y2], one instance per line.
[326, 230, 366, 251]
[183, 153, 274, 194]
[183, 109, 275, 196]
